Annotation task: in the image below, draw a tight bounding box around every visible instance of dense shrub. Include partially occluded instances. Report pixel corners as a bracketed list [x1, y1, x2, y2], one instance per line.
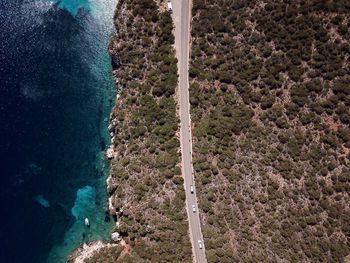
[190, 0, 350, 262]
[105, 0, 191, 261]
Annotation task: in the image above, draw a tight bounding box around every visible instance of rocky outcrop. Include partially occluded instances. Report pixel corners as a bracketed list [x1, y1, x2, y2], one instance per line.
[69, 0, 187, 261]
[105, 145, 117, 159]
[103, 0, 192, 261]
[68, 241, 117, 263]
[111, 232, 122, 242]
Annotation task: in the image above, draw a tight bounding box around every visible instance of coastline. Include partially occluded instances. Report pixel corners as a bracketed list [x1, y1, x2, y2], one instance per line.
[69, 0, 192, 261]
[40, 1, 118, 262]
[69, 0, 350, 262]
[0, 1, 119, 262]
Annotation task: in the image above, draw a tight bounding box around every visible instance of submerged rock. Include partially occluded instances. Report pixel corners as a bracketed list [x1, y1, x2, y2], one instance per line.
[111, 55, 121, 70]
[104, 216, 110, 222]
[35, 194, 50, 208]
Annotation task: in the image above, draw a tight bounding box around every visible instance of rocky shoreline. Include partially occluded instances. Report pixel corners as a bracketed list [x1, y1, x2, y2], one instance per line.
[68, 0, 191, 261]
[68, 241, 117, 263]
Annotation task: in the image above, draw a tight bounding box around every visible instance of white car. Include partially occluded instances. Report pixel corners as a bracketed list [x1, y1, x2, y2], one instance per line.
[192, 204, 196, 213]
[198, 239, 203, 249]
[167, 0, 173, 13]
[190, 185, 194, 193]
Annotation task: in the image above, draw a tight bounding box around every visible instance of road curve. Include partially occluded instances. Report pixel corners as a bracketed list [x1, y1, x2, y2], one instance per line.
[172, 1, 207, 263]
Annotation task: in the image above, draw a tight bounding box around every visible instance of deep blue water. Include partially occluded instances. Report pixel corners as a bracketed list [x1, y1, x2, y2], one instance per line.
[0, 0, 116, 262]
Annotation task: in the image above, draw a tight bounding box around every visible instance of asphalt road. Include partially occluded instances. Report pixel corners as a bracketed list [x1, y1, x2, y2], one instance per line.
[172, 1, 207, 262]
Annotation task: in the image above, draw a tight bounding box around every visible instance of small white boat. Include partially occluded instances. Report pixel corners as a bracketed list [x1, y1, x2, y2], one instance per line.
[84, 218, 90, 227]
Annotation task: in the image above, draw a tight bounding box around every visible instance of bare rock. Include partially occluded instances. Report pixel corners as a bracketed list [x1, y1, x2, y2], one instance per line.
[107, 175, 117, 195]
[68, 241, 117, 263]
[106, 145, 117, 159]
[111, 232, 122, 242]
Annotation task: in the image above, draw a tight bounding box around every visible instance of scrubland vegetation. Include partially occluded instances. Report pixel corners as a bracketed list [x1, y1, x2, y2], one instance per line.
[190, 0, 350, 262]
[101, 0, 191, 262]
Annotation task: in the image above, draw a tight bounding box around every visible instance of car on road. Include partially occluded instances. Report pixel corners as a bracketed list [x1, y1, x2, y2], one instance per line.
[167, 0, 172, 13]
[192, 204, 196, 213]
[198, 239, 203, 249]
[190, 185, 194, 193]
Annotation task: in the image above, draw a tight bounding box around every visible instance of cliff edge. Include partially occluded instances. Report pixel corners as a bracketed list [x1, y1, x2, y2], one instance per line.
[103, 0, 192, 261]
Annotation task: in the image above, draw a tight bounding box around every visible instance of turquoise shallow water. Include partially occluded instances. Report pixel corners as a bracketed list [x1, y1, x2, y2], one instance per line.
[46, 1, 117, 262]
[0, 0, 117, 262]
[50, 0, 91, 16]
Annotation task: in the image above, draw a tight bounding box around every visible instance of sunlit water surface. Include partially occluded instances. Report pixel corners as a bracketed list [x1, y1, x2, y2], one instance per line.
[0, 0, 117, 262]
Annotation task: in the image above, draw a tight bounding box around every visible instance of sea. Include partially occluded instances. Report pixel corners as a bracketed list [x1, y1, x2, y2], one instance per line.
[0, 0, 117, 262]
